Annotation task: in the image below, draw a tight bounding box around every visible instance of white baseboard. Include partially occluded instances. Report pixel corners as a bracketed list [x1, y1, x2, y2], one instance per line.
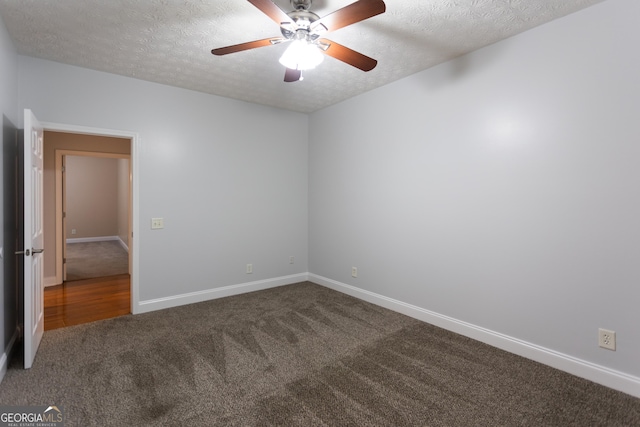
[308, 273, 640, 399]
[66, 235, 119, 244]
[118, 237, 129, 253]
[0, 329, 19, 384]
[44, 276, 60, 287]
[136, 273, 309, 314]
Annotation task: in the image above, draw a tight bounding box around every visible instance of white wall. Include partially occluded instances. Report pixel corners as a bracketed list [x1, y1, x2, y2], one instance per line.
[18, 57, 309, 304]
[309, 0, 639, 395]
[0, 13, 19, 380]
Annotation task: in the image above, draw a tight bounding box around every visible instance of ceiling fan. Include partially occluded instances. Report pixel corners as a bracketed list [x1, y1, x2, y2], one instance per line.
[211, 0, 386, 82]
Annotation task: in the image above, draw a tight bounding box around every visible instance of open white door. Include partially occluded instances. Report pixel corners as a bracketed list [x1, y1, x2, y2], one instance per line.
[23, 109, 45, 369]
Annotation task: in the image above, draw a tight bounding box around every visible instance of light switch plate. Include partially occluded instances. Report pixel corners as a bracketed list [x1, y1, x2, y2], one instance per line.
[151, 218, 164, 229]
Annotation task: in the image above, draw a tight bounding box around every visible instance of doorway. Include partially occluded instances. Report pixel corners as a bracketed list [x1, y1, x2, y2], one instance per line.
[57, 152, 131, 282]
[40, 126, 139, 329]
[45, 151, 131, 330]
[44, 275, 131, 330]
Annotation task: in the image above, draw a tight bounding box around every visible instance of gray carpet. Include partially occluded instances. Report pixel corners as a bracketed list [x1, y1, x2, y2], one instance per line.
[65, 240, 128, 281]
[1, 282, 638, 426]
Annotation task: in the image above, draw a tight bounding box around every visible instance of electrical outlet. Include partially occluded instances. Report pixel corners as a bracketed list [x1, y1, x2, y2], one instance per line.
[71, 228, 77, 235]
[246, 264, 253, 274]
[351, 267, 358, 278]
[289, 256, 294, 264]
[598, 328, 616, 351]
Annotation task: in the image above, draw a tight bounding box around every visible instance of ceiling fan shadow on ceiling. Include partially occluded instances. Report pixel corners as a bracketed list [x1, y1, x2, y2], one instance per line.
[211, 0, 386, 82]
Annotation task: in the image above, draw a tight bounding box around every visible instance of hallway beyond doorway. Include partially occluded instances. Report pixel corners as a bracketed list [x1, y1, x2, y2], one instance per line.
[65, 240, 129, 281]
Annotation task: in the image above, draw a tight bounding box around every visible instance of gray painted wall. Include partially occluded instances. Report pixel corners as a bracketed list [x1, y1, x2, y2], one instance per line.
[17, 56, 309, 303]
[0, 13, 19, 380]
[309, 0, 640, 383]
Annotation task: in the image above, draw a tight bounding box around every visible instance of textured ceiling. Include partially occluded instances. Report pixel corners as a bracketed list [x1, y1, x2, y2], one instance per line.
[0, 0, 602, 113]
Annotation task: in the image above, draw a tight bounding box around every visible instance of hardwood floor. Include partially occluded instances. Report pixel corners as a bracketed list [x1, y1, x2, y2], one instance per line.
[44, 274, 131, 331]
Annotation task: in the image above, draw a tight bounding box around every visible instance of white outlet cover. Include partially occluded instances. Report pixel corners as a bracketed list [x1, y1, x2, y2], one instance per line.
[598, 328, 616, 351]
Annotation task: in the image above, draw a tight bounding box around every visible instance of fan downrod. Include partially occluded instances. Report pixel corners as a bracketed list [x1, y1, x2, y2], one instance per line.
[291, 0, 312, 11]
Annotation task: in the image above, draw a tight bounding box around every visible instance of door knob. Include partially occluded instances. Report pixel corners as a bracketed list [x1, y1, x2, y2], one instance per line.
[15, 248, 44, 256]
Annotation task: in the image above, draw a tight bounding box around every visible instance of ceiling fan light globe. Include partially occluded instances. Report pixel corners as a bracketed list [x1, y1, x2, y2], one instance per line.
[279, 40, 324, 70]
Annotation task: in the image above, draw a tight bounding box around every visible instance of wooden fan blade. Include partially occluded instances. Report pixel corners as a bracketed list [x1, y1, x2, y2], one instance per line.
[247, 0, 293, 27]
[284, 68, 302, 82]
[311, 0, 386, 33]
[211, 37, 284, 55]
[320, 39, 377, 71]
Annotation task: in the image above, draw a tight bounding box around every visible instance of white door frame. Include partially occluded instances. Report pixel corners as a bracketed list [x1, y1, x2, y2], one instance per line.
[42, 121, 140, 314]
[54, 150, 132, 283]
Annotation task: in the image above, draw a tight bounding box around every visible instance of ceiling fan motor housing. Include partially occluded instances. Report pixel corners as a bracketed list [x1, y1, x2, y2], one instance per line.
[281, 5, 321, 41]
